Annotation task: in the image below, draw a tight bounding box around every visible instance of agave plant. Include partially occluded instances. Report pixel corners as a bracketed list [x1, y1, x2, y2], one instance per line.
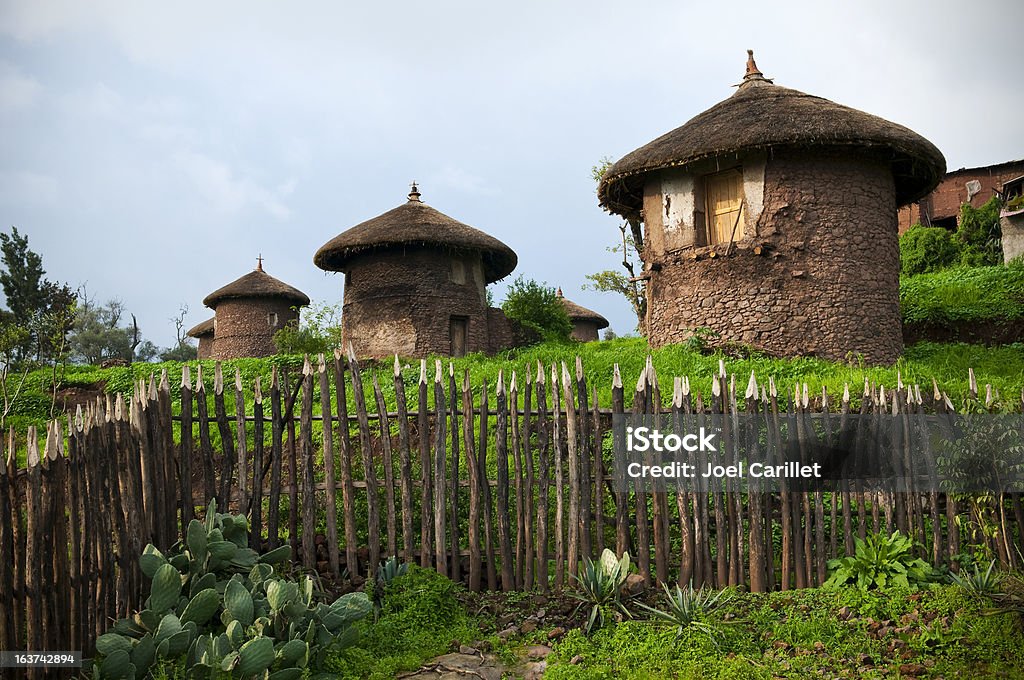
[636, 582, 731, 641]
[373, 556, 410, 618]
[570, 549, 633, 634]
[950, 559, 1001, 598]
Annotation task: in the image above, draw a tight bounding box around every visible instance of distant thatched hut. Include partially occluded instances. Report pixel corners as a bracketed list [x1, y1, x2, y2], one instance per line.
[557, 288, 609, 342]
[186, 317, 215, 359]
[598, 51, 945, 363]
[202, 260, 310, 359]
[314, 185, 522, 358]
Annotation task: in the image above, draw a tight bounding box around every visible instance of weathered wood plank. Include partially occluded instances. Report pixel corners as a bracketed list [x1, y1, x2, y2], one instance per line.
[334, 350, 359, 577]
[300, 358, 317, 570]
[393, 356, 415, 563]
[348, 346, 380, 577]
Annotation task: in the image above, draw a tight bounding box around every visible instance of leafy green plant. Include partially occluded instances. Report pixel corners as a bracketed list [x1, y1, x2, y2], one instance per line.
[373, 556, 409, 619]
[683, 326, 721, 354]
[949, 559, 1001, 598]
[635, 582, 731, 641]
[500, 275, 573, 343]
[956, 197, 1003, 266]
[899, 225, 961, 275]
[824, 530, 935, 591]
[570, 549, 634, 634]
[273, 301, 343, 356]
[899, 263, 1024, 328]
[91, 500, 371, 679]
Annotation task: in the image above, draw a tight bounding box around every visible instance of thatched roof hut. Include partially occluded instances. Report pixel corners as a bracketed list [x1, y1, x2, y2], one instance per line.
[314, 185, 517, 283]
[201, 259, 309, 359]
[186, 317, 215, 359]
[599, 52, 944, 220]
[596, 51, 944, 364]
[315, 184, 524, 358]
[556, 288, 609, 342]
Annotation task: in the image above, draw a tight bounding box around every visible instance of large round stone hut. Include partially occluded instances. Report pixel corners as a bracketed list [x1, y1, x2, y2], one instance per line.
[314, 185, 519, 358]
[186, 317, 215, 359]
[597, 51, 945, 364]
[557, 288, 609, 342]
[202, 260, 310, 359]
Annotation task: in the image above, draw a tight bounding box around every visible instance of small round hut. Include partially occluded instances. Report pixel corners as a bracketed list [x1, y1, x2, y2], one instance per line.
[186, 317, 215, 359]
[314, 185, 518, 358]
[557, 288, 609, 342]
[598, 51, 945, 364]
[202, 259, 310, 359]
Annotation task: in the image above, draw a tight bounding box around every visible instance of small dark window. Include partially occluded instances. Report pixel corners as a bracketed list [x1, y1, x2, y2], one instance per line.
[450, 316, 468, 357]
[267, 312, 279, 327]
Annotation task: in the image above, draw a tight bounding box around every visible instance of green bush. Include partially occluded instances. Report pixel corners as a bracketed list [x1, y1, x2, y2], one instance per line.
[500, 275, 573, 343]
[957, 197, 1003, 267]
[899, 225, 961, 275]
[824, 530, 935, 591]
[273, 301, 343, 356]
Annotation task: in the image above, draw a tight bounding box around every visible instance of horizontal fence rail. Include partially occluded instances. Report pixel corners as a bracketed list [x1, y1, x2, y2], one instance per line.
[2, 350, 1024, 673]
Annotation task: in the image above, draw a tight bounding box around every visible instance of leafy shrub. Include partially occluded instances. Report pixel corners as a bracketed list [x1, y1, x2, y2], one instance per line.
[570, 549, 634, 633]
[92, 500, 371, 679]
[900, 225, 961, 275]
[824, 530, 935, 591]
[635, 582, 731, 641]
[273, 301, 343, 356]
[957, 197, 1003, 266]
[500, 276, 572, 343]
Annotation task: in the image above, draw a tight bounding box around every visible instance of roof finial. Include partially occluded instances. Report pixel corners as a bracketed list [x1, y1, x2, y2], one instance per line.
[744, 49, 763, 79]
[556, 287, 563, 298]
[256, 254, 264, 271]
[408, 181, 422, 202]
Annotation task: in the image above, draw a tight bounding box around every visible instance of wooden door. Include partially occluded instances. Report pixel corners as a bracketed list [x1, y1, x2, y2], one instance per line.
[450, 317, 468, 357]
[706, 169, 745, 245]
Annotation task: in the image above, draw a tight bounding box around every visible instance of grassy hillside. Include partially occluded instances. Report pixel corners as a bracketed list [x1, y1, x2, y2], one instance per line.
[4, 338, 1023, 433]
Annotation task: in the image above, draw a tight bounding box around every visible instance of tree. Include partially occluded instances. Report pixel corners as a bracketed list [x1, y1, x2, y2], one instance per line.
[500, 276, 572, 343]
[68, 289, 149, 365]
[956, 196, 1003, 267]
[273, 301, 344, 356]
[0, 226, 76, 362]
[586, 158, 648, 332]
[159, 304, 197, 361]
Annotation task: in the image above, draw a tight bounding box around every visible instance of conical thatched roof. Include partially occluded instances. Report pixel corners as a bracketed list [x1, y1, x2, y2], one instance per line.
[203, 261, 310, 308]
[557, 289, 609, 328]
[186, 317, 215, 338]
[598, 51, 946, 219]
[314, 185, 517, 283]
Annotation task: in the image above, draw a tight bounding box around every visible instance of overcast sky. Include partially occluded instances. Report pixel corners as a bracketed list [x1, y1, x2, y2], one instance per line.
[2, 0, 1022, 349]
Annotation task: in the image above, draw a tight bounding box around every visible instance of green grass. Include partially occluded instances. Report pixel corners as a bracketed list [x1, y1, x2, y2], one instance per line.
[900, 261, 1024, 327]
[326, 566, 483, 679]
[541, 586, 1024, 679]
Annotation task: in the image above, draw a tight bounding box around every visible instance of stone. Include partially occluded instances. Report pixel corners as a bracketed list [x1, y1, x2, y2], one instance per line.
[547, 627, 566, 640]
[525, 645, 553, 660]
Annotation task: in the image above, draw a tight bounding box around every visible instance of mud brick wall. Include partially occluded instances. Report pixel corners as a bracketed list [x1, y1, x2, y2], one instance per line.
[645, 148, 902, 364]
[340, 248, 493, 358]
[212, 297, 299, 359]
[570, 320, 601, 343]
[196, 335, 213, 360]
[898, 161, 1024, 233]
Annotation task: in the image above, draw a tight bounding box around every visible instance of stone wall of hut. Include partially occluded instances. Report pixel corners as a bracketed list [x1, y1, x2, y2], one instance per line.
[342, 248, 495, 358]
[645, 148, 902, 364]
[570, 321, 602, 343]
[211, 297, 299, 359]
[197, 335, 214, 360]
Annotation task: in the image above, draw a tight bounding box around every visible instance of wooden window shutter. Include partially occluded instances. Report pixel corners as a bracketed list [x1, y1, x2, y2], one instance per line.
[705, 169, 745, 245]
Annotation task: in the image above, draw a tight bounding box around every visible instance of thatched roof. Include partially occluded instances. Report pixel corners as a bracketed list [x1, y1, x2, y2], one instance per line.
[203, 261, 311, 308]
[598, 51, 946, 219]
[186, 317, 215, 338]
[314, 185, 517, 283]
[557, 289, 609, 328]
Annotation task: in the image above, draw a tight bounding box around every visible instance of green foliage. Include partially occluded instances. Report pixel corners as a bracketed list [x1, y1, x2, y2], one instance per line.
[500, 275, 572, 343]
[69, 297, 143, 365]
[0, 226, 76, 363]
[373, 556, 409, 618]
[957, 196, 1003, 266]
[92, 500, 370, 679]
[273, 301, 343, 356]
[899, 225, 961, 275]
[636, 582, 731, 642]
[949, 559, 1001, 598]
[570, 549, 634, 634]
[900, 262, 1024, 327]
[824, 531, 936, 591]
[328, 566, 479, 679]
